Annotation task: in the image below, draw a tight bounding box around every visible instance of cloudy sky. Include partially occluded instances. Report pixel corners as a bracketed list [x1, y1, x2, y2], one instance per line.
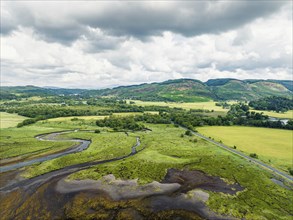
[1, 1, 292, 89]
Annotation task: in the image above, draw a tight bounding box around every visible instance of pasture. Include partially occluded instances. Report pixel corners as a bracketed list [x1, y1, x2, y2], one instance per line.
[127, 100, 233, 112]
[0, 112, 28, 128]
[253, 110, 293, 119]
[0, 126, 73, 159]
[197, 126, 293, 171]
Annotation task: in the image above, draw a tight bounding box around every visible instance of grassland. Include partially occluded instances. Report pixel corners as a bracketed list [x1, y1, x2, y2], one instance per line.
[23, 131, 137, 178]
[197, 126, 293, 172]
[0, 126, 73, 159]
[0, 112, 28, 128]
[127, 100, 293, 119]
[253, 110, 293, 119]
[127, 100, 233, 112]
[64, 124, 292, 220]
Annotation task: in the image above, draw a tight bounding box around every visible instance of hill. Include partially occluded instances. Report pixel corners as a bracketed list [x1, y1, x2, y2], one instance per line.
[1, 78, 292, 102]
[95, 78, 292, 101]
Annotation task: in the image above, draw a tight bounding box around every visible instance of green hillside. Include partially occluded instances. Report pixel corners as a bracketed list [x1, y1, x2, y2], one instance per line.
[99, 78, 292, 101]
[1, 78, 292, 102]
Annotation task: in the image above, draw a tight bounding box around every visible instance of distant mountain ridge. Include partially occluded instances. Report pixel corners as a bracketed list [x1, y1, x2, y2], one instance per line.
[1, 78, 292, 101]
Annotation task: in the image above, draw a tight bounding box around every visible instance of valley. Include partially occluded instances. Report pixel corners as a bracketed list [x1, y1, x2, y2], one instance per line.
[0, 79, 292, 220]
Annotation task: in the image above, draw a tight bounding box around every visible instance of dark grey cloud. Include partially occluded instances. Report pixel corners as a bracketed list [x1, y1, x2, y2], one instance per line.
[83, 1, 286, 37]
[1, 1, 287, 44]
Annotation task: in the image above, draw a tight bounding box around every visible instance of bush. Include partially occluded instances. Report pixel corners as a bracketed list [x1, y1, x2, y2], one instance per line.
[94, 129, 101, 133]
[250, 153, 258, 159]
[185, 130, 193, 136]
[288, 168, 293, 176]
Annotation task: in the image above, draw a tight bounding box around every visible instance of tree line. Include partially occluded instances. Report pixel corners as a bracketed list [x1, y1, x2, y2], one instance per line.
[249, 96, 293, 112]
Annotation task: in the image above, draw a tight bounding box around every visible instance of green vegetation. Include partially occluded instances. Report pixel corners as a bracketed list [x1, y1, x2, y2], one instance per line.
[0, 112, 28, 128]
[197, 126, 293, 172]
[254, 110, 293, 119]
[128, 100, 232, 112]
[23, 131, 137, 178]
[249, 96, 293, 112]
[65, 124, 293, 220]
[0, 126, 73, 159]
[2, 78, 292, 102]
[1, 84, 293, 220]
[171, 103, 293, 130]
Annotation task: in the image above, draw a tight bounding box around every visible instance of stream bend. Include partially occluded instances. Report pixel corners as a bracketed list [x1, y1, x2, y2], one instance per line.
[0, 130, 140, 192]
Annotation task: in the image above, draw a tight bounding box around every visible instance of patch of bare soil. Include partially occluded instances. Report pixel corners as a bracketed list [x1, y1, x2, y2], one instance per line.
[162, 168, 244, 194]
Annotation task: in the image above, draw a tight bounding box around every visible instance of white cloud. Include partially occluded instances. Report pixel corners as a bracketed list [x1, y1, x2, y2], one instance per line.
[0, 1, 292, 88]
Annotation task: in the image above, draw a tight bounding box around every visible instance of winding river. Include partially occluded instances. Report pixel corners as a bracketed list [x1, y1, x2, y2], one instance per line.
[0, 130, 140, 192]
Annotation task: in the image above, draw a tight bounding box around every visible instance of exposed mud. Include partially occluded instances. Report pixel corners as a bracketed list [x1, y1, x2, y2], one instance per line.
[162, 168, 244, 194]
[56, 174, 181, 200]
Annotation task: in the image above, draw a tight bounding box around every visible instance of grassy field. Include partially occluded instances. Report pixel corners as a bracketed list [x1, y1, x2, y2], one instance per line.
[126, 100, 293, 119]
[23, 131, 137, 178]
[197, 126, 293, 172]
[0, 112, 28, 128]
[0, 126, 73, 159]
[254, 110, 293, 119]
[127, 100, 233, 115]
[64, 124, 292, 220]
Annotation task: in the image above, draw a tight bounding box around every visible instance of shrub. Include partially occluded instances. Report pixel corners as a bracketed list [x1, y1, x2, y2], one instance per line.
[250, 153, 258, 159]
[185, 130, 193, 136]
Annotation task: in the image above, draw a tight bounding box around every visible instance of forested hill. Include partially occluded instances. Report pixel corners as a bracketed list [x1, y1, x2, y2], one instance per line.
[1, 79, 292, 102]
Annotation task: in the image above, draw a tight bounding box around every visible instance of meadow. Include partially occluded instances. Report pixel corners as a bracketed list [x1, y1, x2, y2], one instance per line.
[127, 100, 229, 111]
[23, 131, 137, 178]
[0, 126, 73, 160]
[66, 124, 292, 220]
[127, 100, 293, 119]
[197, 126, 293, 172]
[0, 112, 28, 128]
[254, 110, 293, 119]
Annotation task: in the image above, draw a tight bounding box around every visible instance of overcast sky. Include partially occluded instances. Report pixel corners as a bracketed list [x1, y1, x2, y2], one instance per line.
[1, 1, 292, 89]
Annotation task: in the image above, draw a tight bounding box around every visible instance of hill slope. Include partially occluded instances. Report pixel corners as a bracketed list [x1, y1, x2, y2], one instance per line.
[96, 78, 292, 101]
[1, 79, 292, 102]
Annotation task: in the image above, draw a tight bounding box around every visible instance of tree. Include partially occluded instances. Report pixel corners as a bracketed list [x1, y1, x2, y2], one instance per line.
[185, 130, 193, 136]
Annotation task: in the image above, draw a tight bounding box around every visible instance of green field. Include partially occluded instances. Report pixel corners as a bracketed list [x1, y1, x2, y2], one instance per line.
[24, 131, 137, 178]
[0, 126, 73, 160]
[254, 110, 293, 119]
[197, 126, 293, 171]
[0, 112, 28, 128]
[127, 100, 233, 111]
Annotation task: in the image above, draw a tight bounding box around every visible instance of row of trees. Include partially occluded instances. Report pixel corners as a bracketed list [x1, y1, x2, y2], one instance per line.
[170, 103, 292, 130]
[95, 113, 172, 131]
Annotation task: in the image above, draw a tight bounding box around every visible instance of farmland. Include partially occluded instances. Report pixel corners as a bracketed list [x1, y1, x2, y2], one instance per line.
[197, 126, 293, 172]
[254, 110, 293, 119]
